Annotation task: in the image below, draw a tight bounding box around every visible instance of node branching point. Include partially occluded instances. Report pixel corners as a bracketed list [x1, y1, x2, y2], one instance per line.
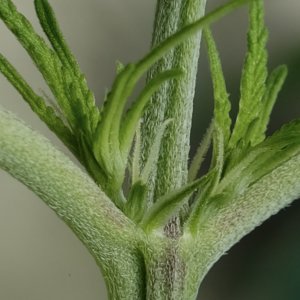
[0, 0, 299, 299]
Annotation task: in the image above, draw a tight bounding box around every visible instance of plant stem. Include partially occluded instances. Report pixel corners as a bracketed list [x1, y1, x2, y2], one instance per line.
[141, 234, 213, 300]
[0, 107, 146, 300]
[142, 237, 189, 300]
[137, 1, 208, 297]
[141, 0, 207, 206]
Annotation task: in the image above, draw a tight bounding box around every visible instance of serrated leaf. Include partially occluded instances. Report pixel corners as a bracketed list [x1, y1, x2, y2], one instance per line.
[249, 120, 300, 181]
[230, 0, 268, 147]
[0, 53, 77, 153]
[250, 65, 288, 143]
[186, 117, 300, 231]
[0, 0, 69, 112]
[218, 120, 300, 195]
[0, 0, 253, 213]
[34, 0, 100, 136]
[204, 29, 231, 145]
[34, 0, 77, 69]
[0, 0, 99, 139]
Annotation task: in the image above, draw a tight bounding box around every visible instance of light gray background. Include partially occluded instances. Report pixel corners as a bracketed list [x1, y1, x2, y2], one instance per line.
[0, 1, 299, 299]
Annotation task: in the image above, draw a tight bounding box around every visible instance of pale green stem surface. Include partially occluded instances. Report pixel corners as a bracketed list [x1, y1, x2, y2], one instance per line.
[139, 1, 208, 296]
[2, 105, 300, 299]
[142, 0, 207, 202]
[181, 153, 300, 298]
[0, 107, 146, 300]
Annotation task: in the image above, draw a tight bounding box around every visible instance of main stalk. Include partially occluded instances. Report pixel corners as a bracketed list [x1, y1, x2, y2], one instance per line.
[142, 0, 207, 205]
[138, 0, 208, 299]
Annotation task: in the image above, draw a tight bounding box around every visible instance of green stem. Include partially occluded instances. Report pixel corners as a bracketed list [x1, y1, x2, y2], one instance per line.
[182, 154, 300, 297]
[142, 234, 216, 300]
[0, 107, 146, 300]
[138, 1, 209, 296]
[141, 0, 207, 204]
[143, 238, 187, 299]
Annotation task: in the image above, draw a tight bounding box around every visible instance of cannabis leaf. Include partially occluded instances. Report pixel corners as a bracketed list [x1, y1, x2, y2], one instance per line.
[186, 0, 297, 233]
[0, 54, 76, 152]
[0, 0, 251, 218]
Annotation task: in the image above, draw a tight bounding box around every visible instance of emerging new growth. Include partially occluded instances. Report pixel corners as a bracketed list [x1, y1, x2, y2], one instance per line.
[0, 0, 299, 299]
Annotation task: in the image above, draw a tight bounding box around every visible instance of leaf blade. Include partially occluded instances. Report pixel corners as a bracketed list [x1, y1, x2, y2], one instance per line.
[204, 29, 231, 145]
[229, 0, 268, 147]
[251, 65, 288, 143]
[140, 178, 204, 232]
[0, 53, 76, 153]
[34, 0, 100, 135]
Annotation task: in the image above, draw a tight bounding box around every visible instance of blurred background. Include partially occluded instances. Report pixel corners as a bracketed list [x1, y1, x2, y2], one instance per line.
[0, 0, 300, 299]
